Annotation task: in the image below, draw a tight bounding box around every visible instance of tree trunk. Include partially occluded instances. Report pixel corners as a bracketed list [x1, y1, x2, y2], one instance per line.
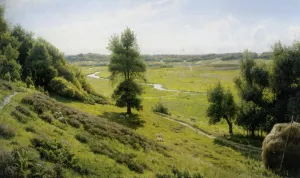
[251, 127, 255, 137]
[225, 117, 233, 135]
[127, 103, 131, 114]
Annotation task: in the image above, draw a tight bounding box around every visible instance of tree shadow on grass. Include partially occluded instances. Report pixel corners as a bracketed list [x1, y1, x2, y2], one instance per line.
[98, 112, 145, 129]
[213, 135, 262, 161]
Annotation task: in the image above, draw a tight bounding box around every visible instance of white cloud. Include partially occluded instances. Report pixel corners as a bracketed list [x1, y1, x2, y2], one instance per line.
[3, 0, 300, 54]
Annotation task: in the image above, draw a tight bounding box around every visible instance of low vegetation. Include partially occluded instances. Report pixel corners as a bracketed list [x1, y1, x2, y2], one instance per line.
[152, 102, 170, 115]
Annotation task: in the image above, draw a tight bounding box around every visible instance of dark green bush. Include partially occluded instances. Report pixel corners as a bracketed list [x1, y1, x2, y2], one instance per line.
[0, 148, 18, 178]
[31, 137, 75, 167]
[11, 110, 30, 123]
[156, 169, 204, 178]
[15, 105, 32, 117]
[40, 112, 54, 123]
[152, 102, 169, 115]
[0, 123, 15, 139]
[68, 119, 80, 128]
[75, 133, 89, 143]
[24, 126, 36, 133]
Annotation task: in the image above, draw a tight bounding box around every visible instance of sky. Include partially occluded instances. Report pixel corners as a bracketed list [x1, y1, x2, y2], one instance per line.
[2, 0, 300, 55]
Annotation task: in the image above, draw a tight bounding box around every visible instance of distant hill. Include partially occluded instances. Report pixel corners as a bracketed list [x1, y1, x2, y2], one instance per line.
[65, 52, 271, 66]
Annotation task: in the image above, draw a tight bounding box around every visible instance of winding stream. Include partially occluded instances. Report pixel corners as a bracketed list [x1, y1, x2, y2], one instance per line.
[87, 71, 205, 94]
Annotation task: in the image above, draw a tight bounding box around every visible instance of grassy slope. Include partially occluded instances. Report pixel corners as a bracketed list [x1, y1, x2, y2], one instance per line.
[0, 59, 278, 178]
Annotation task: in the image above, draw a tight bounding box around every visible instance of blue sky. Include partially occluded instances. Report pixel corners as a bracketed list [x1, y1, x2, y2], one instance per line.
[2, 0, 300, 54]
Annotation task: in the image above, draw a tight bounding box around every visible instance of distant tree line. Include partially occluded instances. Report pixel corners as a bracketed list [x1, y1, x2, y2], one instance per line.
[0, 6, 106, 104]
[66, 52, 271, 64]
[207, 44, 300, 136]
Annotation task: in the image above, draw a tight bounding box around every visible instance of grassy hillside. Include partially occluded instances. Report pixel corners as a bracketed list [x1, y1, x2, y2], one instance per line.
[0, 70, 279, 178]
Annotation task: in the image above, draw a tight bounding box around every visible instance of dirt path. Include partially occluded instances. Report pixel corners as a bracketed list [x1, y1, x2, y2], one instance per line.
[0, 92, 17, 110]
[157, 113, 262, 153]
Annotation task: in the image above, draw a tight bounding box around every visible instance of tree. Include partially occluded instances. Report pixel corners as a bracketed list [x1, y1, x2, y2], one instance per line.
[0, 5, 21, 81]
[206, 82, 236, 134]
[11, 25, 34, 79]
[270, 41, 300, 126]
[234, 50, 271, 136]
[107, 28, 146, 114]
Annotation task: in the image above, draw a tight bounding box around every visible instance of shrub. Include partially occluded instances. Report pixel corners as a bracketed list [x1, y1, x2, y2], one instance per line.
[40, 112, 54, 123]
[48, 77, 86, 100]
[152, 102, 169, 115]
[15, 105, 32, 117]
[75, 133, 89, 143]
[90, 141, 145, 173]
[25, 76, 34, 88]
[0, 148, 17, 177]
[31, 137, 76, 167]
[0, 124, 15, 139]
[68, 119, 81, 128]
[11, 110, 30, 123]
[24, 126, 36, 133]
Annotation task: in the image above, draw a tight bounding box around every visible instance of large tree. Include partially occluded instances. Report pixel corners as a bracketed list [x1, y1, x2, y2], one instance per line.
[234, 50, 271, 136]
[270, 42, 300, 125]
[0, 5, 21, 81]
[11, 25, 34, 80]
[107, 28, 146, 114]
[206, 82, 237, 134]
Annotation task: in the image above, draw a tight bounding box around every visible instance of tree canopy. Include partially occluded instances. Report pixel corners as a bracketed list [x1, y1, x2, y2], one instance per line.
[207, 82, 237, 134]
[108, 28, 146, 114]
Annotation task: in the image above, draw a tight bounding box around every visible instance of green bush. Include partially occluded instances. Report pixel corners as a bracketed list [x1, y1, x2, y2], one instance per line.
[11, 110, 30, 123]
[24, 126, 36, 133]
[0, 123, 15, 139]
[48, 77, 86, 100]
[90, 141, 145, 173]
[75, 133, 89, 143]
[68, 119, 81, 128]
[40, 112, 54, 123]
[0, 147, 64, 178]
[25, 76, 34, 88]
[152, 102, 170, 115]
[15, 105, 32, 117]
[31, 137, 75, 167]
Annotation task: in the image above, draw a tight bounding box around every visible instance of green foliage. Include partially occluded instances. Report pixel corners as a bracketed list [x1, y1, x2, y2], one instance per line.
[11, 25, 34, 74]
[48, 77, 86, 100]
[270, 41, 300, 125]
[90, 141, 146, 173]
[207, 82, 236, 134]
[112, 80, 143, 114]
[31, 137, 76, 167]
[40, 112, 54, 123]
[75, 133, 89, 143]
[235, 50, 270, 135]
[156, 168, 204, 178]
[152, 102, 169, 115]
[0, 123, 15, 139]
[11, 109, 31, 123]
[108, 28, 146, 114]
[25, 76, 34, 88]
[0, 6, 22, 82]
[68, 119, 81, 128]
[0, 147, 66, 178]
[24, 126, 36, 133]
